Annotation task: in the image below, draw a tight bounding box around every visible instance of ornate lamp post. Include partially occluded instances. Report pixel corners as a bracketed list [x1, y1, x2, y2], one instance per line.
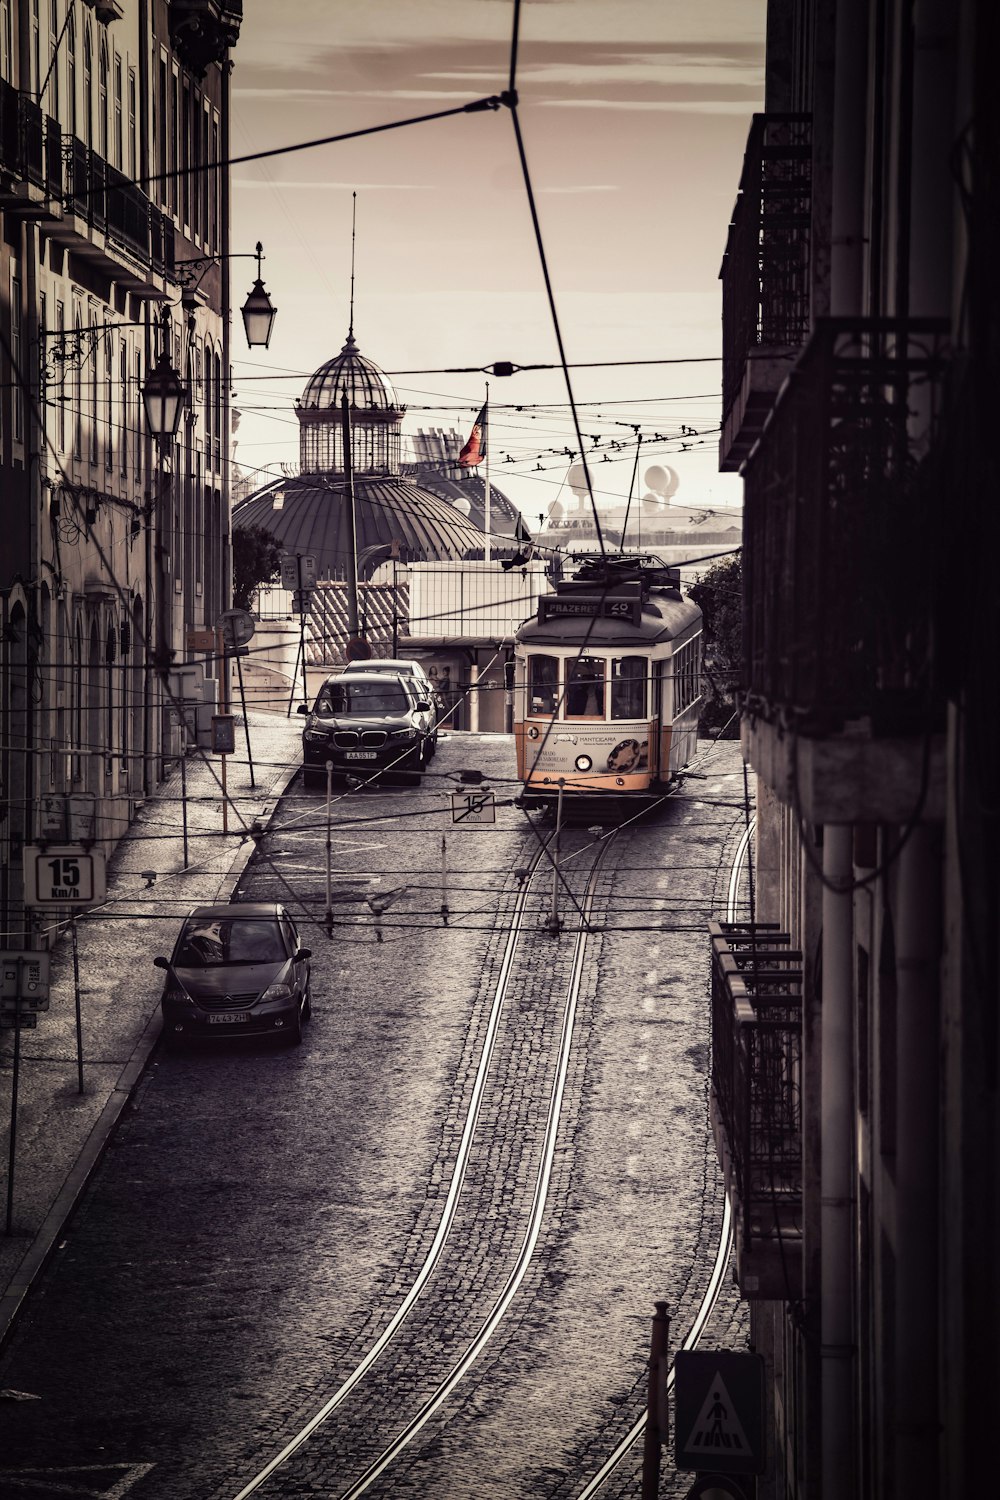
[142, 319, 187, 694]
[240, 243, 277, 349]
[173, 241, 277, 349]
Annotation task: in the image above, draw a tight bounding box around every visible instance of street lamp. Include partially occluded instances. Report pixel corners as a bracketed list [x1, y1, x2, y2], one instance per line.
[240, 243, 277, 349]
[173, 240, 277, 349]
[141, 348, 186, 440]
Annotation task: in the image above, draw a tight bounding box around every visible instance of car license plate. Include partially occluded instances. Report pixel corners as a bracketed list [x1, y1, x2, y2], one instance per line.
[345, 750, 378, 759]
[208, 1012, 249, 1025]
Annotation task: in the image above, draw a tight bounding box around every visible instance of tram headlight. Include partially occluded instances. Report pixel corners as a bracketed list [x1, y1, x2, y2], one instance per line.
[574, 754, 593, 772]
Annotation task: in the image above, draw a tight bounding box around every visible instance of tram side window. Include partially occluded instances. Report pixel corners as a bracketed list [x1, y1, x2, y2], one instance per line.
[566, 656, 606, 717]
[528, 654, 559, 715]
[671, 637, 702, 716]
[611, 656, 647, 719]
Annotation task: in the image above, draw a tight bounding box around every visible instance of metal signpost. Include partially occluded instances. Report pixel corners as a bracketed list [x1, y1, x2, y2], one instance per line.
[211, 714, 237, 832]
[218, 609, 257, 786]
[9, 844, 106, 1234]
[2, 953, 51, 1235]
[281, 553, 315, 714]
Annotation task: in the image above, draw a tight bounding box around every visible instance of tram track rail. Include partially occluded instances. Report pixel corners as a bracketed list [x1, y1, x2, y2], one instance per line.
[574, 814, 755, 1498]
[232, 828, 616, 1499]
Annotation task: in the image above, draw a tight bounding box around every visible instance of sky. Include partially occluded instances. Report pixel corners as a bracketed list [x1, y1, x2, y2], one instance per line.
[228, 0, 765, 531]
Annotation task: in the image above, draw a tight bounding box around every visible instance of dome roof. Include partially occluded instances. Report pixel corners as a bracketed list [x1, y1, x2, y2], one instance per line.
[296, 332, 401, 415]
[233, 474, 486, 582]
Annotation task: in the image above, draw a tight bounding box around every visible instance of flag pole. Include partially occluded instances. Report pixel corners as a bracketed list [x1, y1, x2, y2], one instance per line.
[483, 381, 491, 566]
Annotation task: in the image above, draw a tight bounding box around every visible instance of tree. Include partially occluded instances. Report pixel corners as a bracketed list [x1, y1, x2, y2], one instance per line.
[232, 524, 283, 612]
[689, 552, 742, 737]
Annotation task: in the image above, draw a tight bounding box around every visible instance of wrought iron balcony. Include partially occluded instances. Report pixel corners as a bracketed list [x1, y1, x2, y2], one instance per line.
[0, 78, 46, 194]
[709, 921, 802, 1301]
[741, 317, 949, 737]
[0, 79, 173, 285]
[720, 114, 812, 472]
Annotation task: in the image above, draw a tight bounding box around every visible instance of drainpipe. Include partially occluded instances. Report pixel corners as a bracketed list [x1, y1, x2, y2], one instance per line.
[830, 0, 868, 315]
[895, 823, 942, 1496]
[468, 657, 480, 733]
[821, 823, 855, 1494]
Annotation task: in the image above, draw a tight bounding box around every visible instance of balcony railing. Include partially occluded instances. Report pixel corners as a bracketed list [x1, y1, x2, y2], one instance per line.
[710, 921, 802, 1300]
[720, 113, 812, 471]
[0, 79, 175, 280]
[0, 78, 45, 186]
[742, 317, 950, 733]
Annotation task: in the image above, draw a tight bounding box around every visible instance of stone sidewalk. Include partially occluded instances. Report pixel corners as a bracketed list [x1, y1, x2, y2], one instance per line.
[0, 709, 305, 1347]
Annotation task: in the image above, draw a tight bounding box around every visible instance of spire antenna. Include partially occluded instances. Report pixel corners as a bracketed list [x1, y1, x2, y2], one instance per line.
[348, 191, 357, 341]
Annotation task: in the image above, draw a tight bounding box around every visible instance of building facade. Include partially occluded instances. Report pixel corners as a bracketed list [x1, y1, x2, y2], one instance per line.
[711, 1, 998, 1496]
[0, 0, 242, 942]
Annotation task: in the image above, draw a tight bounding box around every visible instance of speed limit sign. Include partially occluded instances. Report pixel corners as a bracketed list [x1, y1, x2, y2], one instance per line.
[23, 845, 107, 907]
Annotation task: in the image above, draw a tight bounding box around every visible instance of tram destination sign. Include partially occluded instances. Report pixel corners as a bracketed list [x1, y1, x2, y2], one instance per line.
[538, 593, 641, 625]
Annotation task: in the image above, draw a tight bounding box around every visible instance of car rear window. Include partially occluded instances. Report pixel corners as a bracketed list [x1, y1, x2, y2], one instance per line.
[175, 919, 287, 966]
[316, 682, 409, 714]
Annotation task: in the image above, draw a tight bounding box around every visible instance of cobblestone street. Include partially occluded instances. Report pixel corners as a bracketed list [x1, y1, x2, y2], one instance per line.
[0, 731, 751, 1499]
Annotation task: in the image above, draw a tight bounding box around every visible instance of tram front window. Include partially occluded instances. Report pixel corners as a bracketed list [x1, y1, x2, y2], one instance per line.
[611, 656, 647, 719]
[566, 656, 606, 717]
[528, 654, 559, 714]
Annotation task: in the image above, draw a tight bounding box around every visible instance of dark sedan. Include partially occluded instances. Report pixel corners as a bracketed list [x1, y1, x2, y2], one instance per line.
[299, 672, 434, 786]
[154, 903, 312, 1047]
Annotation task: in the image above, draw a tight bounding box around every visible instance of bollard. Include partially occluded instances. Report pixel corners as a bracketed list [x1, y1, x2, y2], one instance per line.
[642, 1300, 670, 1499]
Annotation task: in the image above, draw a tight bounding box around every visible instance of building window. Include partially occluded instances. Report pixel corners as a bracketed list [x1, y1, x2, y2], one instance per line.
[181, 80, 191, 229]
[73, 306, 83, 459]
[11, 273, 23, 442]
[56, 299, 66, 451]
[127, 67, 136, 177]
[98, 36, 108, 160]
[67, 11, 77, 138]
[105, 340, 114, 469]
[83, 23, 92, 147]
[0, 0, 12, 84]
[113, 53, 122, 169]
[119, 341, 127, 475]
[47, 0, 59, 116]
[31, 0, 40, 97]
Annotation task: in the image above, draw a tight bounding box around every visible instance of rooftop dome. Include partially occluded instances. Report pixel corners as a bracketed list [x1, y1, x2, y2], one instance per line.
[296, 331, 401, 414]
[296, 332, 405, 476]
[234, 474, 487, 582]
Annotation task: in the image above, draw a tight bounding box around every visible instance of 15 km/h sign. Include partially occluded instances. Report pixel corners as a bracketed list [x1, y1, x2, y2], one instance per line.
[23, 845, 107, 908]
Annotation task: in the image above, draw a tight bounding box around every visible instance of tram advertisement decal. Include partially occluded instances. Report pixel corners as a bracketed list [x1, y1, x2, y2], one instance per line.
[523, 723, 652, 776]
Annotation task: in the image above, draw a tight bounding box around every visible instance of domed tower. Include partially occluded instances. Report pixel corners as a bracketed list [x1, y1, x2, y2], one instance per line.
[234, 328, 487, 580]
[295, 330, 405, 476]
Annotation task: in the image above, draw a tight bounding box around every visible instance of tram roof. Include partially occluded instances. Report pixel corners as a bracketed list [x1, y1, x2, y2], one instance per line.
[516, 592, 701, 649]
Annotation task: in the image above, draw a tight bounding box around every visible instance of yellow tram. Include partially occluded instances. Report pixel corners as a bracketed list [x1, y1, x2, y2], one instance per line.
[513, 554, 703, 807]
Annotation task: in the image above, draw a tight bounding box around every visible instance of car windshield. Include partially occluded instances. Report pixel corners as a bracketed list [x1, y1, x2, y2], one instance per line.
[175, 918, 286, 967]
[315, 683, 409, 715]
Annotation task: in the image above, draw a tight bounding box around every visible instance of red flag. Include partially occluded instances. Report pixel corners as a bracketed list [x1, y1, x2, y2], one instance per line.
[458, 403, 487, 466]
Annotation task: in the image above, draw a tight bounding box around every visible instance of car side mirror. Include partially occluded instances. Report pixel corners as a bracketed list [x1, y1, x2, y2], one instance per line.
[153, 955, 169, 970]
[296, 703, 309, 715]
[415, 700, 431, 711]
[295, 948, 312, 962]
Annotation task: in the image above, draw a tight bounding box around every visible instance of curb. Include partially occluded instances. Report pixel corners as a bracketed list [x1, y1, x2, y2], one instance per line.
[0, 757, 302, 1353]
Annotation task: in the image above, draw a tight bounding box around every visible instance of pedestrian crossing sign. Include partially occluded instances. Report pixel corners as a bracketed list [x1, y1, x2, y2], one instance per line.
[674, 1350, 765, 1475]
